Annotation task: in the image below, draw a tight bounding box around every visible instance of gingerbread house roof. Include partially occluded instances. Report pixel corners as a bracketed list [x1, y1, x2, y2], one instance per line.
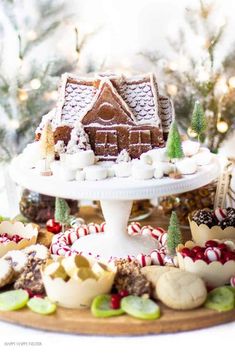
[36, 73, 174, 134]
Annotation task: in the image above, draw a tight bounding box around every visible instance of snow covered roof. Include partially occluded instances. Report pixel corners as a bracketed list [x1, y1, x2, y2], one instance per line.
[36, 73, 173, 134]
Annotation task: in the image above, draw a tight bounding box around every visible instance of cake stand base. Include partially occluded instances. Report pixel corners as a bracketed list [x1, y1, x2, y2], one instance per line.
[72, 200, 157, 259]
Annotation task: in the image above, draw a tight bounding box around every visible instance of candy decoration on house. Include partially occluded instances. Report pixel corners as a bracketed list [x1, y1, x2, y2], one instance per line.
[54, 198, 70, 232]
[39, 121, 55, 176]
[167, 211, 182, 256]
[66, 122, 91, 154]
[191, 101, 207, 142]
[35, 73, 174, 160]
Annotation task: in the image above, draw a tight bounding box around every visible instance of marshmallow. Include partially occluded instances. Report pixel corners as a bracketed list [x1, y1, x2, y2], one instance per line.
[114, 162, 132, 177]
[131, 163, 154, 180]
[154, 166, 164, 179]
[182, 140, 200, 157]
[176, 158, 197, 175]
[84, 165, 108, 181]
[75, 170, 85, 181]
[140, 153, 153, 165]
[146, 148, 168, 163]
[193, 151, 212, 166]
[60, 167, 76, 181]
[107, 167, 115, 178]
[65, 150, 95, 169]
[22, 141, 43, 168]
[160, 162, 174, 175]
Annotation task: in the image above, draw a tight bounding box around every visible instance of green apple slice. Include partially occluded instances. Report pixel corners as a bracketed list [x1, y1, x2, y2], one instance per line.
[204, 287, 234, 312]
[91, 295, 125, 318]
[121, 295, 160, 320]
[27, 297, 56, 315]
[0, 290, 29, 311]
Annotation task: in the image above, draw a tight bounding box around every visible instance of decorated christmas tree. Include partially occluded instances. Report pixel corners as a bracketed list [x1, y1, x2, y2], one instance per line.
[167, 211, 183, 256]
[54, 197, 70, 232]
[166, 121, 184, 160]
[66, 122, 91, 154]
[191, 101, 207, 142]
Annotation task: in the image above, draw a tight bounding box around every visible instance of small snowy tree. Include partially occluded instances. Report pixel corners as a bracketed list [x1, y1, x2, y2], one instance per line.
[167, 211, 183, 255]
[166, 121, 184, 161]
[116, 149, 131, 163]
[54, 197, 70, 232]
[40, 121, 54, 175]
[191, 101, 207, 142]
[66, 122, 91, 154]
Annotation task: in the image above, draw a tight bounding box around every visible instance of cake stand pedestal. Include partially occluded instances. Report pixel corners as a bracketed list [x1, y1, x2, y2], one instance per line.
[10, 155, 220, 259]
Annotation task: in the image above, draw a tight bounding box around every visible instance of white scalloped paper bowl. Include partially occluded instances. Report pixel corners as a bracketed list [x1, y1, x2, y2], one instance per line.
[0, 221, 38, 257]
[177, 252, 235, 287]
[189, 213, 235, 246]
[42, 263, 116, 309]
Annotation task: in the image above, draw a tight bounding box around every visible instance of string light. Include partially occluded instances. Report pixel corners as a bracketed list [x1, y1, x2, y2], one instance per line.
[168, 61, 178, 71]
[26, 30, 37, 41]
[217, 120, 228, 133]
[187, 127, 198, 138]
[30, 78, 41, 90]
[18, 89, 28, 101]
[214, 77, 229, 97]
[167, 84, 178, 96]
[228, 76, 235, 89]
[8, 119, 20, 129]
[44, 90, 58, 101]
[197, 70, 210, 82]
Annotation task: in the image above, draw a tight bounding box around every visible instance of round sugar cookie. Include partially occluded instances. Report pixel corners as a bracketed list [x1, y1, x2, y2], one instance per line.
[3, 250, 28, 274]
[156, 270, 207, 310]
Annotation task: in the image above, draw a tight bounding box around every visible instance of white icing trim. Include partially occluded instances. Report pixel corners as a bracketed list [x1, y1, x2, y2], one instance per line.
[149, 73, 161, 127]
[55, 73, 69, 125]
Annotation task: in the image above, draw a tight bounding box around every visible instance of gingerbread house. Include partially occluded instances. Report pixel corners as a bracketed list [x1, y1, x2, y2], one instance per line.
[36, 73, 174, 159]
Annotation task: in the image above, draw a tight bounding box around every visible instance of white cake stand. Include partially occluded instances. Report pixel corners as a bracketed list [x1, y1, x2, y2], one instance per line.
[10, 155, 220, 259]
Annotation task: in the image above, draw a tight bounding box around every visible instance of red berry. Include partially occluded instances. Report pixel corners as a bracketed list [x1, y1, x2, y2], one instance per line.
[223, 251, 235, 263]
[194, 252, 205, 261]
[25, 288, 35, 298]
[217, 243, 227, 252]
[180, 247, 193, 258]
[205, 240, 218, 248]
[110, 294, 121, 310]
[11, 234, 23, 243]
[119, 290, 129, 298]
[192, 246, 203, 254]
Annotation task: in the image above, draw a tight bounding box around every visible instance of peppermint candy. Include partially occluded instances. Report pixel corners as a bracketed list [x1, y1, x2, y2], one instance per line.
[100, 222, 106, 233]
[127, 222, 141, 236]
[75, 225, 89, 237]
[158, 232, 168, 246]
[136, 253, 151, 267]
[150, 249, 165, 266]
[88, 223, 101, 234]
[213, 208, 227, 222]
[230, 276, 235, 287]
[204, 247, 221, 262]
[151, 227, 166, 240]
[140, 225, 154, 237]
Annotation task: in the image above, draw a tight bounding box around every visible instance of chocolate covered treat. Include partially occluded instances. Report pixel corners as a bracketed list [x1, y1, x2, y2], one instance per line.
[192, 209, 215, 228]
[114, 259, 151, 296]
[35, 73, 174, 160]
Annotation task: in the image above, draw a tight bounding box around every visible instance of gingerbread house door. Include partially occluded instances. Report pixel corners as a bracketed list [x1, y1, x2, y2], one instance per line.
[95, 129, 118, 157]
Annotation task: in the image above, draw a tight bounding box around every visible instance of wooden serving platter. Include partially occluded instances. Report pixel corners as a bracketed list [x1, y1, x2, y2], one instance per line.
[0, 305, 234, 335]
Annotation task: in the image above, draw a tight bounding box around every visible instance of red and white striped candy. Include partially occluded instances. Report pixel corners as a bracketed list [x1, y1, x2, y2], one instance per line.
[136, 253, 151, 267]
[127, 255, 136, 262]
[150, 249, 165, 266]
[204, 247, 221, 262]
[88, 223, 101, 234]
[213, 208, 227, 222]
[63, 229, 79, 245]
[164, 254, 176, 267]
[158, 232, 168, 246]
[127, 222, 141, 236]
[230, 276, 235, 287]
[100, 222, 106, 232]
[151, 227, 166, 240]
[140, 225, 154, 237]
[75, 225, 89, 237]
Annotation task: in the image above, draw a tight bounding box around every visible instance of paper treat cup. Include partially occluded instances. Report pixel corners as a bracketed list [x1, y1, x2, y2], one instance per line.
[42, 264, 116, 309]
[189, 212, 235, 246]
[0, 221, 38, 257]
[177, 252, 235, 287]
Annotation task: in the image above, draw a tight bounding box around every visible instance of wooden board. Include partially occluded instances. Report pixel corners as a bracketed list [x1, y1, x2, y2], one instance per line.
[0, 305, 234, 335]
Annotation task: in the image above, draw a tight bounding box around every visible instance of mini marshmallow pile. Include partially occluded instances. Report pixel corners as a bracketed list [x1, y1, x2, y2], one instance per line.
[50, 221, 173, 267]
[22, 140, 213, 181]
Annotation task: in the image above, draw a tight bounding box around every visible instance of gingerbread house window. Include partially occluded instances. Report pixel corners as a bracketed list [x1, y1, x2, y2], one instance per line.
[95, 130, 118, 156]
[129, 130, 152, 156]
